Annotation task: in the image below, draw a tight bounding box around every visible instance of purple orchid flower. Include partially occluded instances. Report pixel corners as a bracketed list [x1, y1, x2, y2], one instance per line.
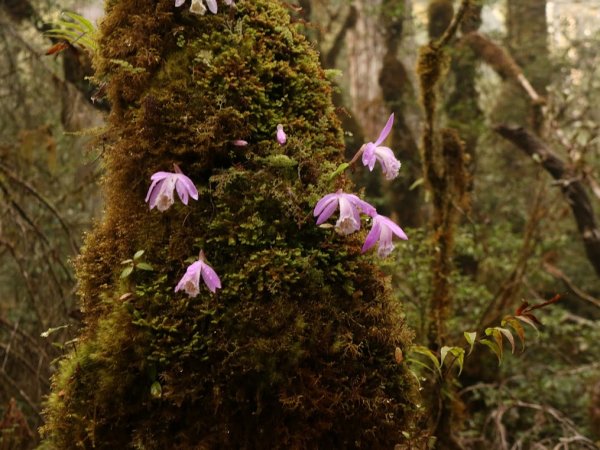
[361, 113, 401, 180]
[233, 140, 248, 146]
[175, 252, 221, 296]
[361, 214, 407, 258]
[145, 164, 199, 212]
[276, 124, 287, 145]
[314, 190, 376, 235]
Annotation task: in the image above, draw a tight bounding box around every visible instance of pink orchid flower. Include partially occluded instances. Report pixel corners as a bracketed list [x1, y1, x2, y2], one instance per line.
[314, 190, 376, 235]
[361, 113, 401, 180]
[145, 164, 198, 212]
[175, 252, 221, 296]
[361, 214, 407, 258]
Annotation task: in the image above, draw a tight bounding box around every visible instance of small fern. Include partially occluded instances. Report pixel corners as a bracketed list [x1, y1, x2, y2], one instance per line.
[45, 11, 98, 54]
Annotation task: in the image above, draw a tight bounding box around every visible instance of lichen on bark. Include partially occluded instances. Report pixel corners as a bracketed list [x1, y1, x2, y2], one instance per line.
[40, 1, 419, 448]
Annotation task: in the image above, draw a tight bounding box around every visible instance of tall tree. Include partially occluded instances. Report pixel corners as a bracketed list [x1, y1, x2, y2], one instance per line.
[40, 0, 418, 447]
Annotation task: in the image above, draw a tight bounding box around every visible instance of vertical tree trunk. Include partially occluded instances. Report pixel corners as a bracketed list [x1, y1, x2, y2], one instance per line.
[40, 1, 419, 447]
[379, 0, 424, 227]
[495, 0, 549, 132]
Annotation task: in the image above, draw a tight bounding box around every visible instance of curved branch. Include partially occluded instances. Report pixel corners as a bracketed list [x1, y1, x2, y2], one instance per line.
[495, 124, 600, 278]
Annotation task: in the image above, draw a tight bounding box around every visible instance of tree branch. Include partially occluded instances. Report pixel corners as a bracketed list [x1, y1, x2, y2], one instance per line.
[495, 124, 600, 277]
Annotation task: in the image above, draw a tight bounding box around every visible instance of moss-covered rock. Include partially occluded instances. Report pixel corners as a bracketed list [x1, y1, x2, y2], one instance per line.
[41, 0, 418, 447]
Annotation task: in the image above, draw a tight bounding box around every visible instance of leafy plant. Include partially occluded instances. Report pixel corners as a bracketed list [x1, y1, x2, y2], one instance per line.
[45, 11, 98, 54]
[120, 250, 154, 279]
[407, 295, 560, 375]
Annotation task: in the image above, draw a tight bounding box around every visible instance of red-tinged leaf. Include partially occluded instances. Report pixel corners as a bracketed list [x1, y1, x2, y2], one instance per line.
[523, 312, 542, 325]
[515, 314, 540, 335]
[480, 338, 502, 365]
[45, 41, 70, 56]
[496, 327, 516, 354]
[502, 316, 526, 351]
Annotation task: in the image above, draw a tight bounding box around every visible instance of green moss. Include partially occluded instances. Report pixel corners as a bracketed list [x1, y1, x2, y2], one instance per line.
[41, 0, 419, 447]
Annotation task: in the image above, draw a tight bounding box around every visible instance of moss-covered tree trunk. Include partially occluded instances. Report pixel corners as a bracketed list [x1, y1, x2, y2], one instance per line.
[41, 0, 418, 448]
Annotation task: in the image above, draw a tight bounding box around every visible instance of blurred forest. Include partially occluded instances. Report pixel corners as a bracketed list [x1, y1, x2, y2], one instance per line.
[0, 0, 599, 448]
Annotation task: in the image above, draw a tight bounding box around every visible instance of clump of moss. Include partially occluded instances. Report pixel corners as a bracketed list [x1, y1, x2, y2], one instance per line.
[41, 0, 419, 447]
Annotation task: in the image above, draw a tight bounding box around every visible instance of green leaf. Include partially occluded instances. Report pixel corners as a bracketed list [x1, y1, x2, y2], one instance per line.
[407, 358, 436, 374]
[40, 324, 69, 338]
[120, 259, 133, 265]
[133, 250, 145, 260]
[120, 266, 133, 279]
[409, 177, 424, 191]
[480, 338, 502, 365]
[150, 381, 162, 399]
[485, 327, 504, 358]
[440, 346, 465, 376]
[328, 162, 350, 180]
[62, 11, 96, 34]
[136, 262, 154, 271]
[464, 331, 477, 355]
[440, 346, 451, 368]
[411, 345, 441, 375]
[450, 347, 465, 376]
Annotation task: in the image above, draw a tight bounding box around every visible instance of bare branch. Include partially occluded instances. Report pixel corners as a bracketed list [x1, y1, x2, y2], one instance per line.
[495, 125, 600, 278]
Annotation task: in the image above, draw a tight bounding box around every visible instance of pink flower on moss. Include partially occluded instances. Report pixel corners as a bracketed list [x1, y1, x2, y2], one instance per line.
[175, 253, 221, 297]
[145, 164, 198, 212]
[314, 190, 376, 235]
[276, 124, 287, 145]
[361, 214, 407, 258]
[362, 113, 401, 180]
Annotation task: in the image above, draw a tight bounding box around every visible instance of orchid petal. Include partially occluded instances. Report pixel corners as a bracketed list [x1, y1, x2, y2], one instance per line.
[175, 180, 189, 205]
[150, 171, 172, 181]
[373, 113, 394, 146]
[177, 174, 198, 200]
[145, 179, 160, 203]
[205, 0, 218, 13]
[315, 198, 339, 225]
[201, 263, 221, 293]
[314, 193, 338, 217]
[379, 215, 408, 240]
[361, 221, 381, 253]
[346, 194, 377, 217]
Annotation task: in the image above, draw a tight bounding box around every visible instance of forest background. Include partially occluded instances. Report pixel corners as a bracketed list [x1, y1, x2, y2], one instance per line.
[0, 0, 599, 448]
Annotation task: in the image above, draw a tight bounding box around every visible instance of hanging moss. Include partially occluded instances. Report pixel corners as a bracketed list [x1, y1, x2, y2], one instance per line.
[40, 0, 419, 448]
